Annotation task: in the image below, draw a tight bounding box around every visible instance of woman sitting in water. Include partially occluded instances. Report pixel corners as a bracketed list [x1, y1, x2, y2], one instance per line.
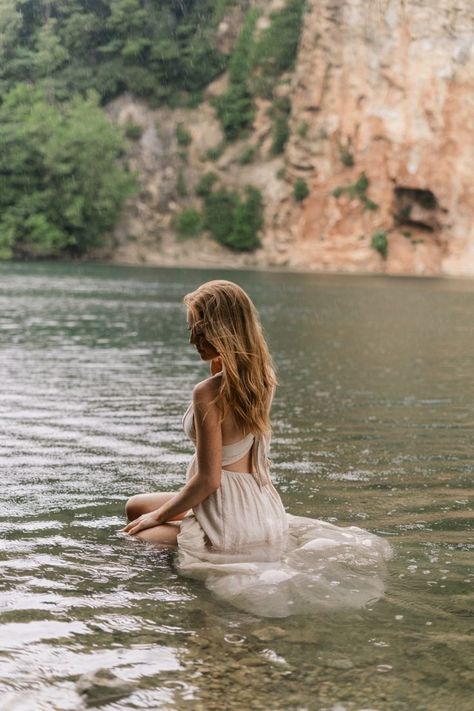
[123, 280, 391, 617]
[122, 279, 288, 549]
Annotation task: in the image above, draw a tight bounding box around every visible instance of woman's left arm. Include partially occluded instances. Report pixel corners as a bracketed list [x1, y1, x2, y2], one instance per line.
[122, 381, 222, 535]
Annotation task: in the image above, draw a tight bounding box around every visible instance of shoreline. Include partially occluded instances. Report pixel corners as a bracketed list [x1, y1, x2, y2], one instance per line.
[3, 255, 474, 284]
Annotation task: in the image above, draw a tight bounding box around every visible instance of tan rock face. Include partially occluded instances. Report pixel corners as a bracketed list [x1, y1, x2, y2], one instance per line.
[273, 0, 474, 275]
[107, 1, 474, 277]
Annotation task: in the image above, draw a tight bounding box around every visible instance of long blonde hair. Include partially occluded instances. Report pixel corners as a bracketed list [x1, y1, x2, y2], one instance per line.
[183, 280, 277, 436]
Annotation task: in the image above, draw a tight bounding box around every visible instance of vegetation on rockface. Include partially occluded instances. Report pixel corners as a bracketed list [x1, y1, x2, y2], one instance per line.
[294, 178, 310, 202]
[176, 169, 188, 198]
[238, 145, 257, 165]
[212, 7, 260, 141]
[213, 0, 306, 142]
[205, 143, 226, 162]
[0, 84, 136, 260]
[212, 83, 256, 141]
[0, 1, 306, 260]
[371, 230, 388, 259]
[175, 208, 202, 237]
[253, 0, 306, 78]
[176, 122, 192, 147]
[176, 175, 264, 252]
[195, 172, 218, 198]
[332, 173, 379, 212]
[269, 97, 291, 155]
[124, 121, 143, 141]
[297, 121, 309, 138]
[203, 185, 264, 251]
[339, 145, 355, 167]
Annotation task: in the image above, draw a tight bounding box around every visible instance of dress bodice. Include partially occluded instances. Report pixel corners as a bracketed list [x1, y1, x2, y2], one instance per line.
[182, 402, 272, 487]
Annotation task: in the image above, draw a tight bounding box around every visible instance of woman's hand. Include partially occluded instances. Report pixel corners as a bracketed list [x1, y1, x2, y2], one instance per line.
[121, 509, 163, 536]
[210, 356, 222, 375]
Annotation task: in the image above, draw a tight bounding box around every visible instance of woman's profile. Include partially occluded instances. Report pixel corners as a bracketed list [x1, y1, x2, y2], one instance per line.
[122, 280, 391, 617]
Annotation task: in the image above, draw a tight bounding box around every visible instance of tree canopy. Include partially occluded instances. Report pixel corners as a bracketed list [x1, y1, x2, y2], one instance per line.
[0, 84, 136, 259]
[0, 0, 229, 106]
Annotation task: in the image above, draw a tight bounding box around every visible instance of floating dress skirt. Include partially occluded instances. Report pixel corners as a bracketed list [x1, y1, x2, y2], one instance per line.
[175, 404, 392, 618]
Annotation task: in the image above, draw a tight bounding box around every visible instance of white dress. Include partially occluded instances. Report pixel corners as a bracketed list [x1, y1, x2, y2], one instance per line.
[175, 403, 392, 618]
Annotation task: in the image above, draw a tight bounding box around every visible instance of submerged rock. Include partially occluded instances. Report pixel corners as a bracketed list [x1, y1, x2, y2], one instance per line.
[76, 668, 134, 706]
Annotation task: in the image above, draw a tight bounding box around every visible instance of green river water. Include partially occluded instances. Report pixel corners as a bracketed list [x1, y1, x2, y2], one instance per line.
[0, 262, 472, 710]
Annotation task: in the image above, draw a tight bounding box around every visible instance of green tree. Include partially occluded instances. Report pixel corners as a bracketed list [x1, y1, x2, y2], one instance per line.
[0, 84, 136, 259]
[0, 0, 22, 67]
[35, 18, 70, 78]
[0, 0, 229, 105]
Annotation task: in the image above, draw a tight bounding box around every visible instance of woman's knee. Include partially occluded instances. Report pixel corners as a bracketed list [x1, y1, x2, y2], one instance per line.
[125, 492, 171, 521]
[125, 494, 144, 521]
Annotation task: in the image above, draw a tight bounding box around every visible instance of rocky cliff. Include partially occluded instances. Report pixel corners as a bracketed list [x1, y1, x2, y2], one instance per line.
[109, 0, 474, 276]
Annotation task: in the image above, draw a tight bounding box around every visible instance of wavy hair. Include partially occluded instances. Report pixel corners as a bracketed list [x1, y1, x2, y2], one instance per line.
[183, 280, 277, 436]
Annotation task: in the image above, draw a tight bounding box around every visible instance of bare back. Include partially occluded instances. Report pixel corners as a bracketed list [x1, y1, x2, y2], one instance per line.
[200, 373, 255, 474]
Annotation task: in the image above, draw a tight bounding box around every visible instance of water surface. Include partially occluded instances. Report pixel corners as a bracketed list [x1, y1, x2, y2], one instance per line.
[0, 263, 472, 710]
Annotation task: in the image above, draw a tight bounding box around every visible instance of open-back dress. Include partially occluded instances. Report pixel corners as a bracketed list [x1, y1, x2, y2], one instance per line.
[175, 402, 392, 618]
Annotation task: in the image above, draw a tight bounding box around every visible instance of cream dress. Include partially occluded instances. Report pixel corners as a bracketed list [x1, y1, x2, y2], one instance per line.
[175, 403, 392, 618]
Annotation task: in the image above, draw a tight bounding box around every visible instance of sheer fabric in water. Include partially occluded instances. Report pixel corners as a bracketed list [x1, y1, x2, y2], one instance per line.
[174, 402, 392, 618]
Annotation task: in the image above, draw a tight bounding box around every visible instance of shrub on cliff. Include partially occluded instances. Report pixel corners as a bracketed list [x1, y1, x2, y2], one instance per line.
[0, 84, 136, 259]
[175, 208, 202, 237]
[212, 84, 255, 141]
[212, 2, 306, 140]
[332, 173, 378, 211]
[269, 97, 291, 155]
[294, 178, 309, 202]
[176, 123, 192, 147]
[371, 231, 388, 259]
[211, 8, 260, 141]
[227, 186, 263, 251]
[253, 0, 306, 79]
[195, 172, 218, 198]
[204, 185, 263, 251]
[204, 188, 237, 246]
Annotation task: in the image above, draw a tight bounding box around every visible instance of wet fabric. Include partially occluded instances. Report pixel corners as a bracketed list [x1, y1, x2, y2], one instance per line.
[174, 403, 392, 618]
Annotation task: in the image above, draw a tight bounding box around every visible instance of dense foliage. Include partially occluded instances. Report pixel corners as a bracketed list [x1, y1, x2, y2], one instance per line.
[0, 0, 231, 260]
[204, 185, 263, 251]
[213, 0, 305, 141]
[0, 84, 136, 259]
[0, 1, 305, 259]
[0, 0, 229, 106]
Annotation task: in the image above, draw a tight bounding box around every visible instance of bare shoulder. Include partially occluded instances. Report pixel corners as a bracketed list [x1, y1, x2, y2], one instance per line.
[192, 373, 222, 407]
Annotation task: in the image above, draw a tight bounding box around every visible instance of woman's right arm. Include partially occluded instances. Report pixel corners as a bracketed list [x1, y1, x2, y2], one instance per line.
[122, 380, 222, 534]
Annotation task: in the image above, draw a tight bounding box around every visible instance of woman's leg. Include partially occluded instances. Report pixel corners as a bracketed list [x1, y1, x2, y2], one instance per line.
[124, 495, 183, 546]
[125, 492, 190, 522]
[134, 522, 180, 546]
